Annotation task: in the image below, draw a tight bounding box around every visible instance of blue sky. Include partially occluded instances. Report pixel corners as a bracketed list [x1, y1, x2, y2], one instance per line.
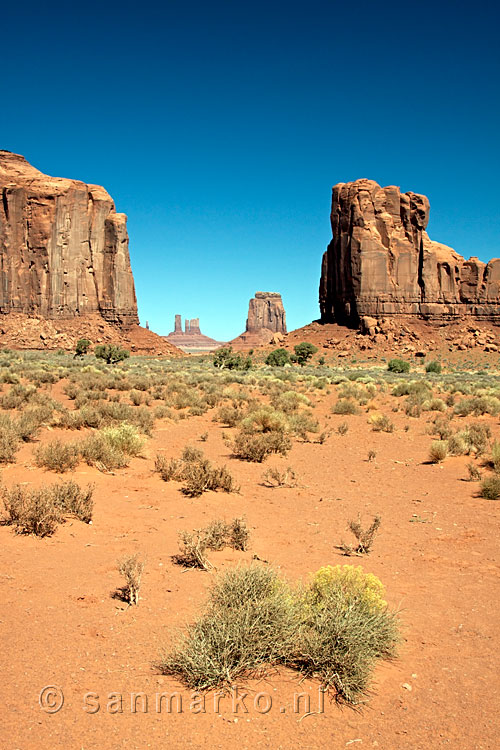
[2, 0, 499, 340]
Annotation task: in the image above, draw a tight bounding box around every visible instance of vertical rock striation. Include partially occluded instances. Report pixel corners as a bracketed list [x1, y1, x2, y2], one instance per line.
[0, 150, 138, 326]
[320, 179, 500, 326]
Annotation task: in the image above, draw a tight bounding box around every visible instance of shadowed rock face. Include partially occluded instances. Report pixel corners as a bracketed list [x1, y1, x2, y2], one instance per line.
[246, 292, 287, 333]
[319, 179, 500, 326]
[0, 151, 138, 326]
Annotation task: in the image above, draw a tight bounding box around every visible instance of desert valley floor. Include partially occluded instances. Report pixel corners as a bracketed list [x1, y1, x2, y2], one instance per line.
[0, 350, 499, 750]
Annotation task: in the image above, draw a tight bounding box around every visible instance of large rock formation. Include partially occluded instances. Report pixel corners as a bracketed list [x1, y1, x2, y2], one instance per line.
[319, 179, 500, 326]
[0, 150, 138, 326]
[164, 316, 226, 353]
[231, 292, 287, 349]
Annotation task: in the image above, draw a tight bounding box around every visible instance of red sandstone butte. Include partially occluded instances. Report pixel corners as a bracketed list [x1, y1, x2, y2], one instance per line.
[319, 178, 500, 327]
[231, 292, 287, 349]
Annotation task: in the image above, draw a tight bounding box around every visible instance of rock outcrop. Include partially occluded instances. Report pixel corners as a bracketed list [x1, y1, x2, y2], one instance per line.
[0, 150, 138, 326]
[319, 179, 500, 326]
[231, 292, 287, 349]
[164, 316, 226, 353]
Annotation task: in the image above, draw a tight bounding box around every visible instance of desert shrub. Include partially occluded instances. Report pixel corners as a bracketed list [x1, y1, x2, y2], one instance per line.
[429, 440, 448, 463]
[369, 414, 395, 433]
[75, 338, 91, 356]
[1, 480, 94, 534]
[341, 516, 381, 555]
[50, 480, 94, 523]
[337, 421, 349, 436]
[213, 347, 252, 370]
[241, 406, 288, 434]
[78, 434, 127, 470]
[181, 445, 205, 463]
[118, 554, 145, 605]
[387, 359, 410, 373]
[480, 476, 500, 500]
[158, 563, 399, 705]
[430, 415, 453, 440]
[294, 565, 399, 703]
[101, 424, 144, 457]
[130, 389, 145, 406]
[425, 360, 442, 374]
[154, 455, 184, 481]
[175, 530, 213, 569]
[293, 342, 318, 366]
[491, 440, 500, 473]
[274, 390, 310, 414]
[182, 460, 239, 497]
[332, 399, 360, 415]
[262, 466, 298, 487]
[466, 462, 482, 481]
[156, 565, 298, 688]
[214, 404, 244, 427]
[231, 430, 291, 462]
[288, 411, 319, 440]
[95, 345, 130, 365]
[265, 348, 291, 367]
[422, 398, 447, 413]
[454, 396, 500, 417]
[175, 517, 250, 568]
[228, 517, 250, 551]
[447, 434, 467, 456]
[34, 439, 79, 473]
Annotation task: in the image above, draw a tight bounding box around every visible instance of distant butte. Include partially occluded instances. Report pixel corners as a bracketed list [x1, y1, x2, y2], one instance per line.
[164, 315, 226, 353]
[230, 292, 287, 350]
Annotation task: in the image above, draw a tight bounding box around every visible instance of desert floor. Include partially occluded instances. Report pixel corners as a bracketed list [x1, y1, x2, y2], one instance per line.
[1, 353, 499, 749]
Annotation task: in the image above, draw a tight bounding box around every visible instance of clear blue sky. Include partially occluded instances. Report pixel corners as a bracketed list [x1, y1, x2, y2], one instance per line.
[2, 0, 499, 340]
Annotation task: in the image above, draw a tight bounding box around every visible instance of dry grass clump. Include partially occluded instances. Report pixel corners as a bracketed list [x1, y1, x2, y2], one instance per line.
[262, 466, 298, 487]
[0, 414, 21, 463]
[332, 399, 361, 415]
[157, 563, 400, 705]
[230, 430, 291, 462]
[174, 518, 250, 569]
[480, 476, 500, 500]
[118, 554, 145, 605]
[79, 423, 145, 471]
[466, 462, 482, 481]
[428, 440, 448, 463]
[340, 515, 381, 555]
[1, 480, 94, 535]
[34, 439, 80, 473]
[154, 447, 239, 496]
[369, 413, 395, 433]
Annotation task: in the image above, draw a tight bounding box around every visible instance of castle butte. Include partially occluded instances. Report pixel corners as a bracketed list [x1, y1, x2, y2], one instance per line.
[0, 151, 181, 354]
[319, 178, 500, 329]
[230, 292, 287, 350]
[164, 315, 226, 353]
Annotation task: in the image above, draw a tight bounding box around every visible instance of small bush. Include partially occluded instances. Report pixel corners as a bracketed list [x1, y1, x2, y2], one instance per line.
[262, 466, 298, 487]
[425, 360, 442, 374]
[0, 414, 20, 463]
[79, 434, 127, 471]
[341, 515, 381, 555]
[337, 421, 349, 436]
[466, 462, 482, 481]
[118, 554, 145, 604]
[387, 359, 410, 373]
[429, 440, 448, 463]
[101, 423, 144, 457]
[95, 345, 130, 365]
[2, 480, 94, 535]
[332, 399, 360, 415]
[480, 476, 500, 500]
[154, 455, 184, 481]
[34, 440, 79, 473]
[369, 414, 395, 433]
[231, 431, 291, 462]
[265, 348, 291, 367]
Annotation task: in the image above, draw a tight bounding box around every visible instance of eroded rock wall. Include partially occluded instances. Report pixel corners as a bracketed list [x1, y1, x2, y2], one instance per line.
[320, 179, 500, 326]
[0, 151, 138, 326]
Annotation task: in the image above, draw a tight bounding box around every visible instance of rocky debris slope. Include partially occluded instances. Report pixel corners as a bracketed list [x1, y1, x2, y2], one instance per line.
[0, 151, 138, 326]
[320, 179, 500, 327]
[231, 292, 287, 349]
[0, 313, 184, 356]
[164, 315, 226, 352]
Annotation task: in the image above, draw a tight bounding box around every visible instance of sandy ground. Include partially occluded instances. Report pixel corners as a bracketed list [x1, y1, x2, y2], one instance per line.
[1, 379, 499, 749]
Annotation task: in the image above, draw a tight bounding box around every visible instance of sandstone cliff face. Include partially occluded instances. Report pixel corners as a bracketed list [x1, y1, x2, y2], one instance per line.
[0, 151, 138, 326]
[231, 292, 287, 350]
[320, 179, 500, 326]
[246, 292, 287, 333]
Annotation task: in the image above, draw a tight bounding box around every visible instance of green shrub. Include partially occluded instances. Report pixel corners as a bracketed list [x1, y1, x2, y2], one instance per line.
[425, 360, 442, 374]
[101, 424, 144, 457]
[293, 342, 318, 366]
[79, 434, 128, 470]
[75, 338, 91, 356]
[265, 348, 291, 367]
[387, 359, 410, 373]
[94, 344, 130, 365]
